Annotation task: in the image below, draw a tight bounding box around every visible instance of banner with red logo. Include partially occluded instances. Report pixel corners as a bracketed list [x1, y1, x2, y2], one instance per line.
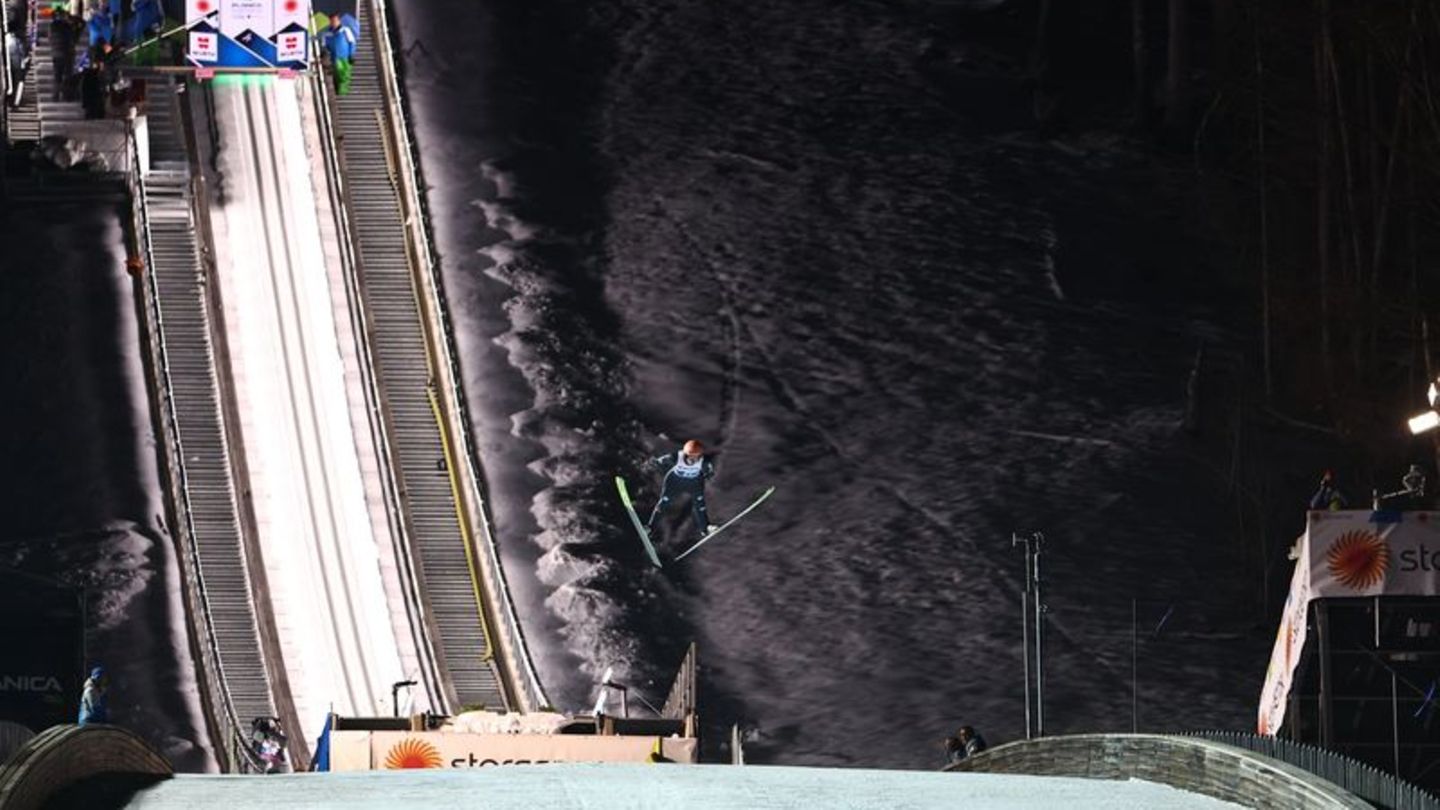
[186, 0, 219, 26]
[1258, 511, 1440, 735]
[183, 0, 311, 70]
[1307, 511, 1440, 597]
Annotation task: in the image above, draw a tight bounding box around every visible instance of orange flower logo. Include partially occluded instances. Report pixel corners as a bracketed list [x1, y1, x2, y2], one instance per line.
[384, 738, 443, 769]
[1324, 530, 1390, 590]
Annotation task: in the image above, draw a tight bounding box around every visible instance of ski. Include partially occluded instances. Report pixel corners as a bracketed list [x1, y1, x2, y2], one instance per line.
[675, 487, 776, 562]
[615, 476, 664, 568]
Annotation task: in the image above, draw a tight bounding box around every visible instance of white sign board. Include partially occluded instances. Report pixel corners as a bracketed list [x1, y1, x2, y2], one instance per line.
[188, 30, 218, 62]
[328, 731, 699, 772]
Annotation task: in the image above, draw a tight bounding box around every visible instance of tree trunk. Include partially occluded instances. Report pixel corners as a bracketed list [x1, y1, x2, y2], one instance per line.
[1132, 0, 1150, 125]
[1211, 0, 1236, 80]
[1255, 0, 1272, 400]
[1315, 0, 1334, 395]
[1031, 0, 1061, 132]
[1164, 0, 1191, 135]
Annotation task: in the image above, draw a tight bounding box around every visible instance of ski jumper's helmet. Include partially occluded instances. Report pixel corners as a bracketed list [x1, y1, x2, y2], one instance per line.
[682, 440, 704, 456]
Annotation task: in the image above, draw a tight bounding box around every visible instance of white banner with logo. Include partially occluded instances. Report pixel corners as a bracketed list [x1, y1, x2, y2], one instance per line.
[185, 0, 219, 25]
[219, 0, 268, 38]
[1257, 511, 1440, 735]
[1306, 510, 1440, 597]
[187, 30, 218, 62]
[271, 0, 308, 64]
[1257, 533, 1311, 736]
[329, 731, 699, 772]
[184, 0, 312, 69]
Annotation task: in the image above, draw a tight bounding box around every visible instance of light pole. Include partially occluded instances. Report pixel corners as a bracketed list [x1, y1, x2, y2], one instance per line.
[1014, 531, 1046, 738]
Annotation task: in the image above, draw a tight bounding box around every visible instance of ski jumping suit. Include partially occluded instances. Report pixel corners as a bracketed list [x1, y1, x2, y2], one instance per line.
[647, 449, 715, 538]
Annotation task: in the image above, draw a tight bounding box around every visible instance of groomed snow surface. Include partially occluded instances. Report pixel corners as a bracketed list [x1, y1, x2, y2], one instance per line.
[123, 765, 1246, 809]
[206, 76, 411, 737]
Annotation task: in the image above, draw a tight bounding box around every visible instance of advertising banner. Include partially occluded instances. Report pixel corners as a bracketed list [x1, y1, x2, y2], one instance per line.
[0, 573, 83, 733]
[329, 731, 699, 772]
[188, 29, 219, 62]
[185, 0, 219, 26]
[271, 0, 309, 67]
[1306, 510, 1440, 597]
[1257, 534, 1311, 736]
[1257, 511, 1440, 734]
[184, 0, 311, 70]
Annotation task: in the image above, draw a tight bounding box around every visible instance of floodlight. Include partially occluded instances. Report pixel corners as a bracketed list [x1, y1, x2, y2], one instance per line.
[1430, 382, 1438, 408]
[1409, 411, 1440, 435]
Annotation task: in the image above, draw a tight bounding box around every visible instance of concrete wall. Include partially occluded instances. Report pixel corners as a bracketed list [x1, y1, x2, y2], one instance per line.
[946, 734, 1371, 810]
[0, 724, 171, 810]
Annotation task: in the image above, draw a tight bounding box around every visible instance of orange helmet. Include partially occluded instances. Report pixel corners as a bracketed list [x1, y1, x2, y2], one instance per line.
[682, 440, 704, 456]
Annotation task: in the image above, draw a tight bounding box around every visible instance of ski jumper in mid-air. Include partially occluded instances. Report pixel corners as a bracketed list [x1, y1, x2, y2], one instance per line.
[647, 440, 718, 540]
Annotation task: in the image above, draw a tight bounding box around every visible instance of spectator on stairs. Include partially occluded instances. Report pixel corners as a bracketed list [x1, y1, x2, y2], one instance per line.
[80, 40, 109, 118]
[320, 13, 357, 96]
[85, 5, 111, 49]
[50, 3, 82, 101]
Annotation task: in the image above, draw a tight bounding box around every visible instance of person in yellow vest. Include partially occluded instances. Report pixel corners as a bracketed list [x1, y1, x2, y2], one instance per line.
[647, 440, 718, 541]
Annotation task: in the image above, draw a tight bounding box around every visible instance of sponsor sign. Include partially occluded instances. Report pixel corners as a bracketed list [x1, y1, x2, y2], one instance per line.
[1257, 533, 1311, 736]
[0, 572, 84, 733]
[184, 0, 311, 70]
[274, 29, 306, 63]
[271, 0, 308, 67]
[188, 30, 218, 62]
[1307, 511, 1440, 597]
[329, 731, 699, 772]
[219, 0, 269, 39]
[1257, 511, 1440, 735]
[185, 0, 219, 25]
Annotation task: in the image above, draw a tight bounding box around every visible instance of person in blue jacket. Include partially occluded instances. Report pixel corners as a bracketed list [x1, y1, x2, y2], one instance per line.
[86, 8, 112, 49]
[107, 0, 121, 41]
[77, 665, 109, 726]
[128, 0, 161, 45]
[647, 440, 719, 541]
[320, 14, 356, 95]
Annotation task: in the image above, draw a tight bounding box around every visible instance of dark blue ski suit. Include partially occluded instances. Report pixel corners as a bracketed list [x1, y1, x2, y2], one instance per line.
[647, 449, 715, 538]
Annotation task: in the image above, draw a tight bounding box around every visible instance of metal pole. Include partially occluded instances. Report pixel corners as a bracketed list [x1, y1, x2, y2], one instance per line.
[1392, 668, 1401, 799]
[1033, 532, 1046, 737]
[1317, 602, 1333, 747]
[1131, 598, 1139, 733]
[1014, 533, 1033, 740]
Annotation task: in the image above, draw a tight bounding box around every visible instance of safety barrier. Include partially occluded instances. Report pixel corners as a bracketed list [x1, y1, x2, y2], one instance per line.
[947, 733, 1372, 809]
[1182, 731, 1440, 810]
[0, 724, 172, 810]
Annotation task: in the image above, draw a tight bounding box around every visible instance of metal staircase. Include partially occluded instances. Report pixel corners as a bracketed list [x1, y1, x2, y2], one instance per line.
[137, 77, 280, 768]
[17, 11, 126, 167]
[329, 1, 507, 711]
